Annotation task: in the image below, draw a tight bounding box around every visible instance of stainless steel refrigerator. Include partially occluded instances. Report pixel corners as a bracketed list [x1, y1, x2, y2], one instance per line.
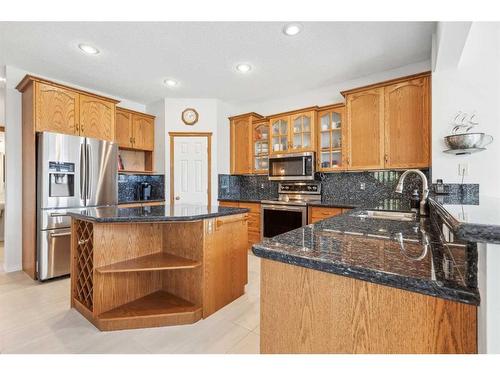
[37, 132, 118, 280]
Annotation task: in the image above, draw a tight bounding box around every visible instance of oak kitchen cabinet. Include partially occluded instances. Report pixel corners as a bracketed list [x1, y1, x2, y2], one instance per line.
[269, 108, 317, 155]
[115, 107, 155, 151]
[218, 200, 261, 248]
[343, 72, 431, 171]
[317, 104, 346, 172]
[19, 76, 119, 142]
[229, 112, 265, 175]
[252, 119, 270, 174]
[308, 206, 346, 224]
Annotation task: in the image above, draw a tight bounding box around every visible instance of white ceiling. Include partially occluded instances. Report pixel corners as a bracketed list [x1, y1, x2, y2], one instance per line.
[0, 22, 435, 105]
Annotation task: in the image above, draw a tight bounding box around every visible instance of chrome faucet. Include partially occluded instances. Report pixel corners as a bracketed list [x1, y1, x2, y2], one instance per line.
[394, 169, 429, 216]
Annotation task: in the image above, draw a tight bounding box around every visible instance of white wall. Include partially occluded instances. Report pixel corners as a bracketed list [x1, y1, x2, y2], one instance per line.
[432, 23, 500, 194]
[163, 98, 221, 204]
[146, 99, 166, 173]
[3, 65, 147, 273]
[229, 60, 431, 115]
[432, 22, 500, 354]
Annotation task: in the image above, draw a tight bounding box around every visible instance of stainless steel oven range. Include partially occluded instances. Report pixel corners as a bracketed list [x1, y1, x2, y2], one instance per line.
[261, 182, 321, 238]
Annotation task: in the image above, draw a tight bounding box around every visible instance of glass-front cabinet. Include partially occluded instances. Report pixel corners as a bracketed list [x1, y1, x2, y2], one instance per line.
[269, 110, 316, 156]
[253, 120, 269, 174]
[270, 116, 289, 154]
[317, 106, 345, 172]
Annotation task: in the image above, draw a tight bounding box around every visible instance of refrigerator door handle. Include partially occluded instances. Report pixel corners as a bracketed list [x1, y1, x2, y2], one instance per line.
[80, 142, 86, 202]
[86, 143, 93, 201]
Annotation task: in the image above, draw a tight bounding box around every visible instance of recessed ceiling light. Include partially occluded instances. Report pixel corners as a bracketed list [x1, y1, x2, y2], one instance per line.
[163, 78, 179, 87]
[78, 43, 100, 55]
[283, 23, 303, 36]
[236, 63, 252, 73]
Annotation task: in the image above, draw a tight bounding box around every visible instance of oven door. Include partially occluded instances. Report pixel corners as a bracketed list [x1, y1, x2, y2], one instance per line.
[268, 152, 314, 181]
[261, 204, 307, 238]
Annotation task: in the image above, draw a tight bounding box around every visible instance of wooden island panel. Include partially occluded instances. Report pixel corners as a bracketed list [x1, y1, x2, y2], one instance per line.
[260, 259, 477, 354]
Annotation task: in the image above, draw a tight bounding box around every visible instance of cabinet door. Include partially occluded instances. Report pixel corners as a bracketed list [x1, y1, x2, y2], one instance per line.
[253, 122, 269, 174]
[203, 215, 248, 317]
[270, 116, 289, 154]
[346, 88, 385, 170]
[384, 77, 430, 168]
[308, 206, 343, 224]
[79, 94, 115, 141]
[318, 107, 345, 172]
[115, 109, 133, 148]
[35, 82, 79, 135]
[230, 118, 252, 174]
[290, 111, 315, 152]
[132, 114, 154, 151]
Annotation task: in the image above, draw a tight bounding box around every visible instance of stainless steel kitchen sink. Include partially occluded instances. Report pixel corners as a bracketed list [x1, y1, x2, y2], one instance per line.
[353, 210, 417, 221]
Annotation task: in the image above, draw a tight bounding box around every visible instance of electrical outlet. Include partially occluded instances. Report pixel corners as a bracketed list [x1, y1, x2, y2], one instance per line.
[458, 163, 469, 176]
[360, 182, 366, 190]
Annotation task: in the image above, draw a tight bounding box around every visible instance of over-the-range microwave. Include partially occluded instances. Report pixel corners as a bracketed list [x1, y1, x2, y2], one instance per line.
[268, 152, 315, 181]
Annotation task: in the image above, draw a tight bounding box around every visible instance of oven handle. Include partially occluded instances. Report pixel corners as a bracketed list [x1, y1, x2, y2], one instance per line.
[262, 205, 307, 212]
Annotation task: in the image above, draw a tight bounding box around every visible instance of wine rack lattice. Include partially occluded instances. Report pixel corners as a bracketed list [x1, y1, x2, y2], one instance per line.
[75, 220, 94, 311]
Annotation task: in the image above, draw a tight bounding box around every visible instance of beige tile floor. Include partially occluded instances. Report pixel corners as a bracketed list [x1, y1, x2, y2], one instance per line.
[0, 252, 261, 354]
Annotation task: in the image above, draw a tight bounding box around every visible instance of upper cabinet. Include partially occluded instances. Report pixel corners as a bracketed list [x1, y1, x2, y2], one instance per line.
[252, 119, 269, 174]
[269, 109, 316, 155]
[35, 83, 80, 136]
[343, 72, 431, 171]
[116, 108, 155, 151]
[384, 76, 430, 169]
[317, 105, 346, 172]
[227, 72, 431, 175]
[17, 76, 119, 141]
[230, 113, 264, 175]
[79, 94, 115, 141]
[345, 88, 385, 170]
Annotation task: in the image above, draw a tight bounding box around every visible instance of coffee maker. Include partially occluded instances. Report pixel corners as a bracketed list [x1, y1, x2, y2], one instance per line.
[136, 182, 152, 201]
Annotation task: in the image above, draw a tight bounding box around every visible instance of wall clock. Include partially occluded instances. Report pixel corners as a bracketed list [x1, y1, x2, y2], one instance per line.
[182, 108, 199, 126]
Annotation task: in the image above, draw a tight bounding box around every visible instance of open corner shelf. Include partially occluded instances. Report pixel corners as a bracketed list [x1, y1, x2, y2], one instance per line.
[98, 290, 201, 321]
[96, 252, 202, 274]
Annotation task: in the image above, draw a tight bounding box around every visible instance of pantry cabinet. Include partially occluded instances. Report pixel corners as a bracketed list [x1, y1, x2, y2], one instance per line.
[269, 109, 316, 155]
[317, 105, 346, 172]
[230, 113, 264, 175]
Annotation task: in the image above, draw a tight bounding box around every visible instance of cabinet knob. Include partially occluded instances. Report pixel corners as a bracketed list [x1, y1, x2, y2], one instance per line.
[175, 196, 181, 200]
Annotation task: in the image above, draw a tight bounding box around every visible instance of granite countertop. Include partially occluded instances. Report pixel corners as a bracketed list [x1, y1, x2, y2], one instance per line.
[252, 209, 479, 305]
[67, 203, 249, 223]
[218, 198, 262, 204]
[429, 195, 500, 244]
[118, 198, 166, 205]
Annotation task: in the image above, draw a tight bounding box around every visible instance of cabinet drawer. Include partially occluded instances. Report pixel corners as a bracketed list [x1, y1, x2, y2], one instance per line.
[309, 206, 343, 224]
[238, 202, 261, 214]
[218, 200, 240, 208]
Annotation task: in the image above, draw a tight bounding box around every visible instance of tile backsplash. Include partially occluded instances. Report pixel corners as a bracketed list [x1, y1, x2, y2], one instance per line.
[218, 170, 433, 203]
[118, 173, 165, 203]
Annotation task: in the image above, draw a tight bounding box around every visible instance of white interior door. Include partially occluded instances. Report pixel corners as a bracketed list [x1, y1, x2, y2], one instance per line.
[173, 137, 209, 205]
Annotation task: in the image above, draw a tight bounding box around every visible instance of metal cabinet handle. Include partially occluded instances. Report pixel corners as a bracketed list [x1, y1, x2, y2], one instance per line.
[50, 213, 69, 217]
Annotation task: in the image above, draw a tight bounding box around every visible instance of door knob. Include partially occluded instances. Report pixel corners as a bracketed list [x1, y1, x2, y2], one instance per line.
[175, 196, 181, 200]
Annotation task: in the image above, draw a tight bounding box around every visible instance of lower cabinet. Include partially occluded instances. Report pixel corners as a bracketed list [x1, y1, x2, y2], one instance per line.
[219, 200, 261, 248]
[308, 206, 346, 224]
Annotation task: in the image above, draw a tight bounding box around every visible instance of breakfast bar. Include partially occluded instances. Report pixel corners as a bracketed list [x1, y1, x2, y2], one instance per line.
[67, 204, 249, 331]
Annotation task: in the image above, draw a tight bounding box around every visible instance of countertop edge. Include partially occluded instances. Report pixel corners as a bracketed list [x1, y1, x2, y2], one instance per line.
[252, 244, 480, 306]
[67, 207, 250, 223]
[428, 197, 500, 244]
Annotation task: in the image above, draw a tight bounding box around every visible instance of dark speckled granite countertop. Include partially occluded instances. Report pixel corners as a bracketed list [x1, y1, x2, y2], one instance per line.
[252, 208, 479, 305]
[67, 204, 249, 223]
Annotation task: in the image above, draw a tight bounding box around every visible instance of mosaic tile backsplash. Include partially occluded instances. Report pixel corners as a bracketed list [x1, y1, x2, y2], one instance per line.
[219, 170, 435, 204]
[118, 173, 165, 203]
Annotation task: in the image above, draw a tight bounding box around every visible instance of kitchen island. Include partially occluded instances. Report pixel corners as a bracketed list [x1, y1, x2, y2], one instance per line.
[252, 208, 479, 354]
[67, 204, 249, 331]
